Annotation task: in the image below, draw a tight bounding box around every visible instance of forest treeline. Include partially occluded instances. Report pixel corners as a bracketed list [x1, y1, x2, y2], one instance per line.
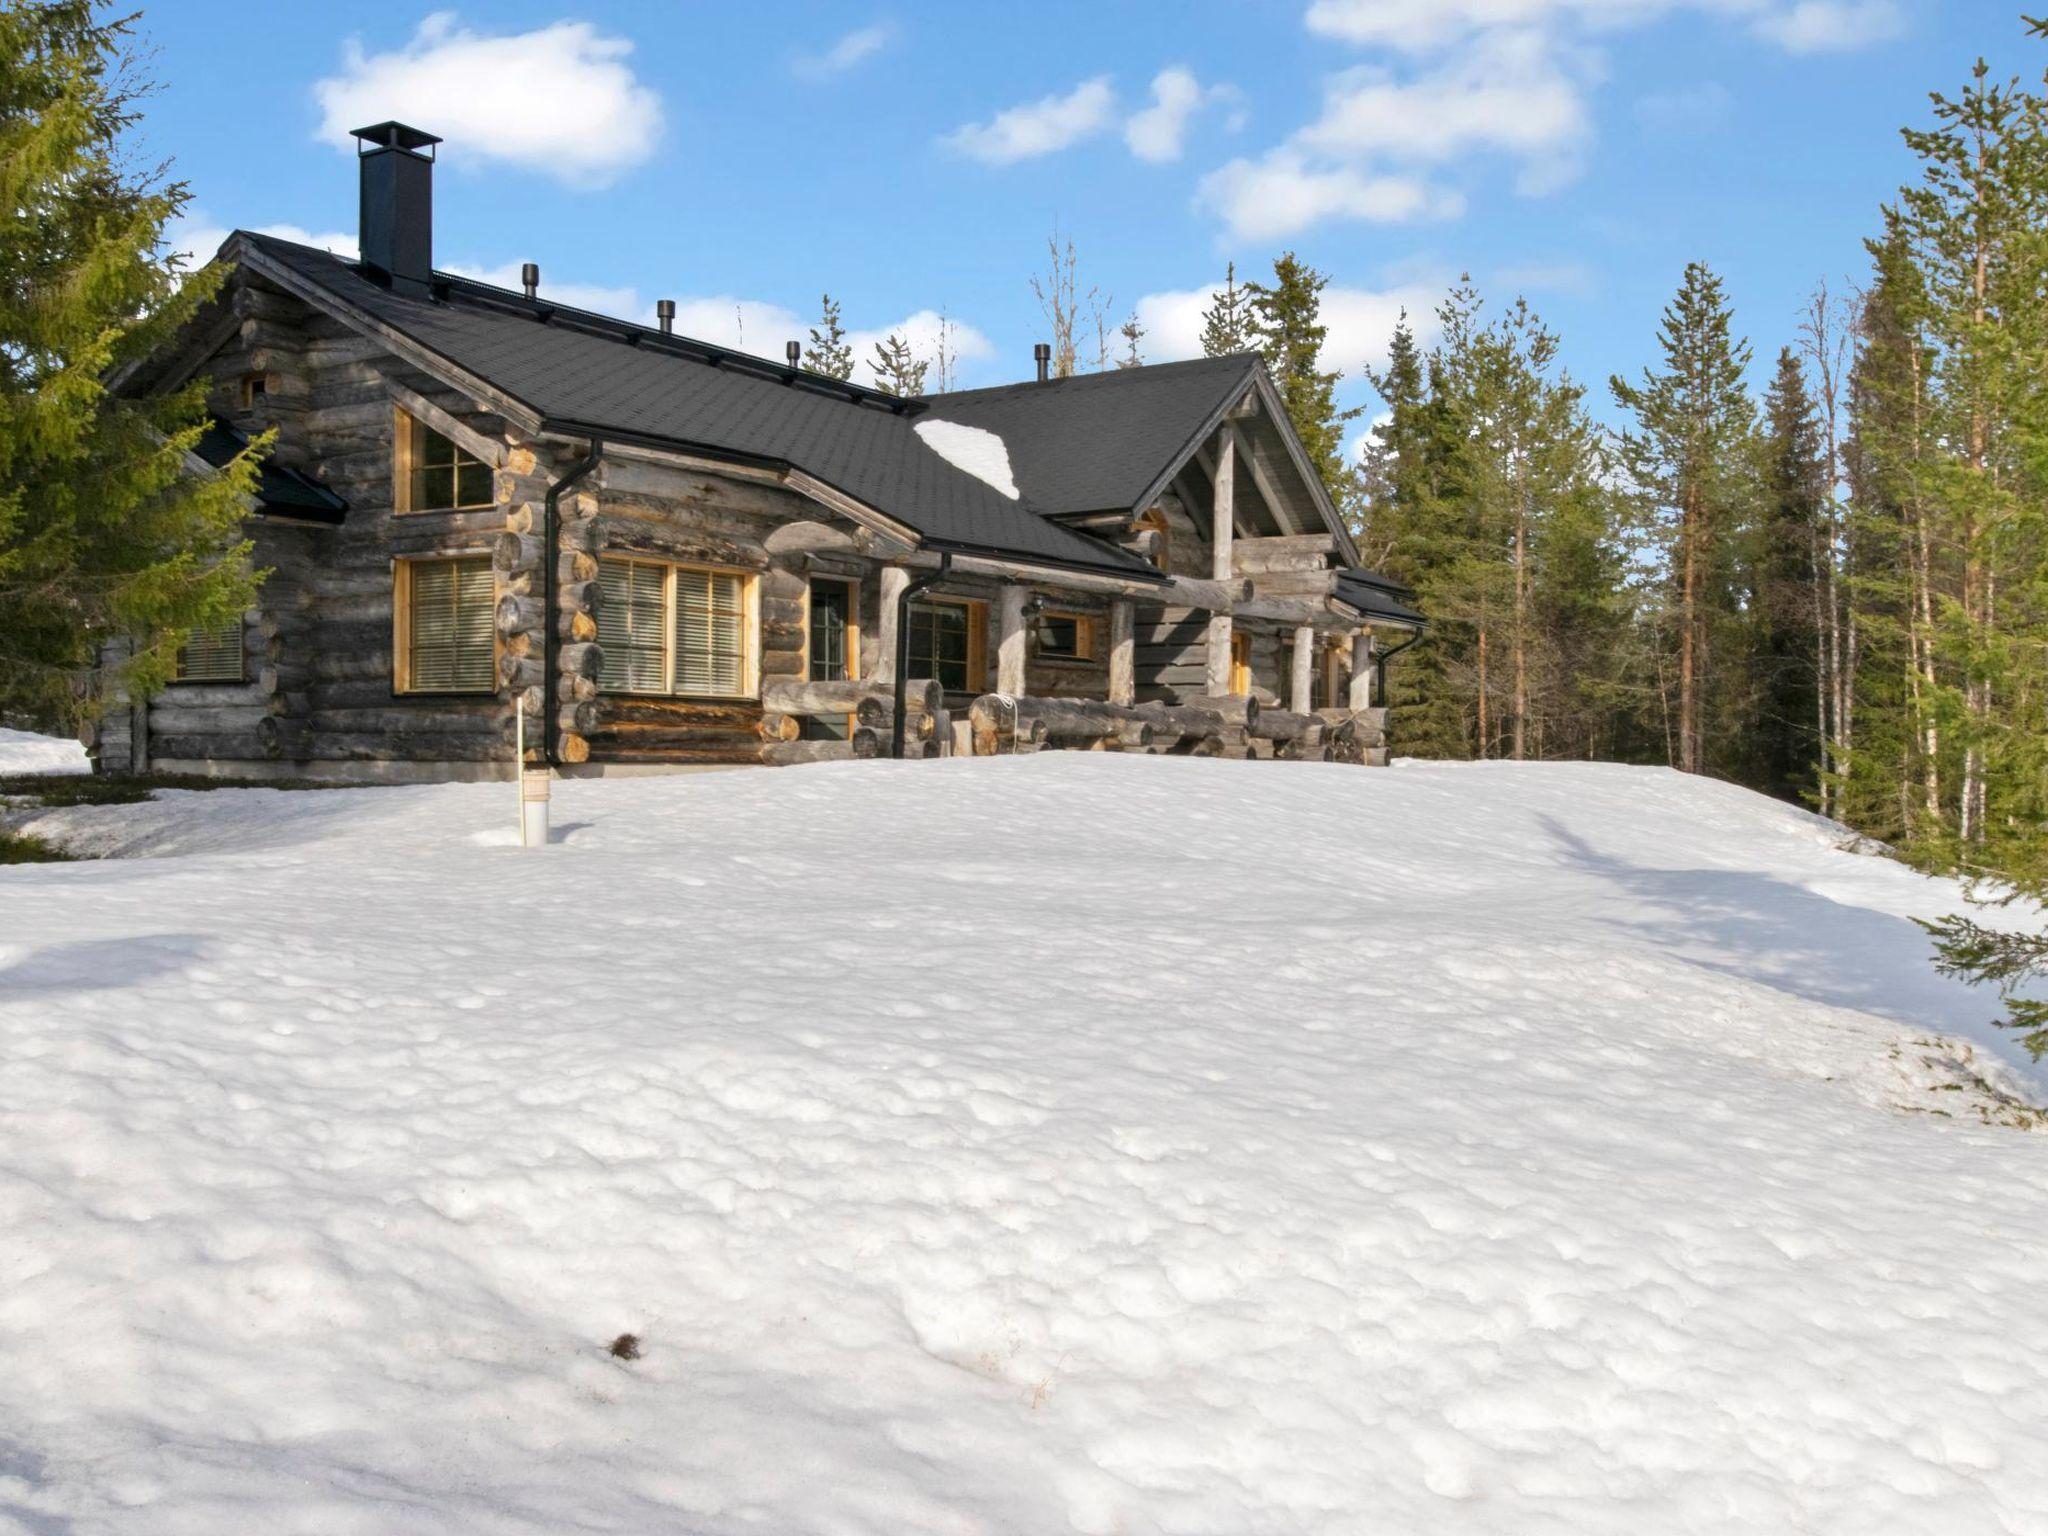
[1215, 24, 2047, 905]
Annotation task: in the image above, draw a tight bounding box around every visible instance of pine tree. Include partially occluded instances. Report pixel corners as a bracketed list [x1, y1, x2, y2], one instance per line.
[1198, 261, 1256, 356]
[1744, 349, 1826, 803]
[0, 1, 260, 730]
[1246, 252, 1359, 495]
[1116, 312, 1145, 369]
[1610, 262, 1757, 777]
[1357, 312, 1428, 556]
[867, 331, 928, 397]
[806, 294, 854, 381]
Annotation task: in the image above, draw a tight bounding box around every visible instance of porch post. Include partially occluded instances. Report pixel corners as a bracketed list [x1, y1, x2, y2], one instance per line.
[1206, 429, 1235, 695]
[996, 584, 1028, 695]
[1349, 629, 1375, 711]
[875, 566, 909, 683]
[1290, 624, 1315, 714]
[1108, 598, 1135, 706]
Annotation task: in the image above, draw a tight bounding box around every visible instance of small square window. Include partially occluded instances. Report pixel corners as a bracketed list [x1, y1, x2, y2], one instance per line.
[399, 410, 495, 513]
[239, 373, 268, 410]
[1035, 611, 1093, 661]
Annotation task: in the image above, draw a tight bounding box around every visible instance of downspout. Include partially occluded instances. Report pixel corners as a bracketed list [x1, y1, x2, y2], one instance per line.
[891, 551, 952, 760]
[1374, 629, 1423, 707]
[542, 439, 604, 768]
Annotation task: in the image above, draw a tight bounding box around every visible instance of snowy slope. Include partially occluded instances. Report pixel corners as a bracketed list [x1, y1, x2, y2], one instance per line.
[2, 758, 2046, 1536]
[0, 725, 88, 776]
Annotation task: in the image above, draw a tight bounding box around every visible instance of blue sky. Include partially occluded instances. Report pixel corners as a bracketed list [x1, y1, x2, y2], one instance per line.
[148, 1, 2041, 453]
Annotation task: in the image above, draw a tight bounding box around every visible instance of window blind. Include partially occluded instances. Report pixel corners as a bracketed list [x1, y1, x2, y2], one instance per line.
[176, 620, 243, 682]
[598, 559, 671, 693]
[674, 568, 746, 696]
[407, 558, 495, 691]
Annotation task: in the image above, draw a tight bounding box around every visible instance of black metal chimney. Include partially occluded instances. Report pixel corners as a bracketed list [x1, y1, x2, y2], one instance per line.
[352, 122, 440, 299]
[1033, 342, 1051, 383]
[521, 263, 539, 300]
[656, 299, 675, 334]
[785, 340, 802, 370]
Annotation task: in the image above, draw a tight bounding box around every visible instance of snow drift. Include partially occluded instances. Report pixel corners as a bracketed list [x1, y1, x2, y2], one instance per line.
[0, 726, 88, 776]
[2, 757, 2045, 1535]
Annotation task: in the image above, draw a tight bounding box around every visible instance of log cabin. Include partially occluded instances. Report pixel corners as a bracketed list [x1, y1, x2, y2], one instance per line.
[96, 122, 1424, 780]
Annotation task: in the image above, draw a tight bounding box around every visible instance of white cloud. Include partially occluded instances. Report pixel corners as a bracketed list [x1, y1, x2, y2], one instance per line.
[793, 22, 894, 78]
[1634, 79, 1733, 130]
[1134, 279, 1443, 378]
[1751, 0, 1903, 52]
[1125, 67, 1238, 163]
[942, 76, 1117, 164]
[1304, 0, 1682, 51]
[313, 13, 663, 186]
[166, 212, 355, 273]
[1198, 152, 1462, 242]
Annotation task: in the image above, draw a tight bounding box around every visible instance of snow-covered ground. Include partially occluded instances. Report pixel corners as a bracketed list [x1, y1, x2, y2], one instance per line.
[0, 725, 88, 776]
[2, 757, 2046, 1536]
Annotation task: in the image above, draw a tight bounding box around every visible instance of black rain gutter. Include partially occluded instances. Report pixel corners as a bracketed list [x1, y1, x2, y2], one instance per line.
[1374, 629, 1424, 705]
[542, 439, 604, 768]
[891, 552, 952, 760]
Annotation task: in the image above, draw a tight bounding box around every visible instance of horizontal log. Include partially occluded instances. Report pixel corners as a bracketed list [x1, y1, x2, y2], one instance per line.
[559, 701, 600, 736]
[1246, 707, 1320, 742]
[497, 593, 542, 635]
[557, 642, 604, 680]
[598, 697, 765, 730]
[310, 708, 511, 735]
[494, 532, 543, 575]
[149, 732, 265, 762]
[559, 580, 602, 616]
[259, 662, 310, 693]
[1160, 575, 1253, 611]
[761, 677, 941, 719]
[760, 728, 880, 766]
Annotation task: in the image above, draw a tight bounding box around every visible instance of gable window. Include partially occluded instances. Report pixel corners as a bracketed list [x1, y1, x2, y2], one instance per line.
[396, 408, 493, 513]
[238, 373, 268, 411]
[907, 598, 986, 695]
[175, 619, 243, 682]
[597, 556, 757, 699]
[395, 556, 497, 693]
[1034, 610, 1095, 662]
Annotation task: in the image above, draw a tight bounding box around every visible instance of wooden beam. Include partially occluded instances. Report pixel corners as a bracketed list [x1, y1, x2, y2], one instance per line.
[1208, 431, 1236, 695]
[1350, 630, 1376, 710]
[1232, 421, 1303, 538]
[1290, 625, 1315, 714]
[1108, 599, 1135, 706]
[996, 585, 1028, 694]
[874, 567, 910, 682]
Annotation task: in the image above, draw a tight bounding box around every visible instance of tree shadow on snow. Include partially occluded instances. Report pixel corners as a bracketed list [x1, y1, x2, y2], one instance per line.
[0, 934, 207, 996]
[1538, 814, 1984, 1038]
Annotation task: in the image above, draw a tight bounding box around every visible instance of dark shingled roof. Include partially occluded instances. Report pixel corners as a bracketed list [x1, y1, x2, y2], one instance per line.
[196, 419, 347, 524]
[239, 234, 1175, 581]
[920, 355, 1259, 518]
[1336, 568, 1426, 629]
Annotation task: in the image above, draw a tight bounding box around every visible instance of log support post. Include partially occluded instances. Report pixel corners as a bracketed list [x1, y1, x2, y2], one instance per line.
[996, 584, 1028, 695]
[875, 567, 909, 683]
[1108, 598, 1135, 706]
[1207, 428, 1236, 697]
[1290, 624, 1315, 715]
[1350, 629, 1375, 711]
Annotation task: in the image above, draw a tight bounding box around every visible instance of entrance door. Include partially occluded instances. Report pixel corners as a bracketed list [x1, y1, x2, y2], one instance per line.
[806, 579, 855, 739]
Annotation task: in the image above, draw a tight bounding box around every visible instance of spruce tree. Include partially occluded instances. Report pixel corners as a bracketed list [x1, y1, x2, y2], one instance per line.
[1745, 349, 1826, 803]
[1198, 261, 1256, 356]
[1116, 312, 1145, 369]
[1246, 252, 1359, 495]
[1610, 262, 1756, 777]
[867, 332, 928, 397]
[806, 294, 854, 381]
[0, 1, 261, 731]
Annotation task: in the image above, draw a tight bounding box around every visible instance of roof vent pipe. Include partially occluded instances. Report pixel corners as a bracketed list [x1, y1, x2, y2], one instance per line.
[786, 340, 802, 370]
[352, 121, 441, 299]
[521, 262, 539, 300]
[656, 299, 675, 334]
[1033, 342, 1051, 383]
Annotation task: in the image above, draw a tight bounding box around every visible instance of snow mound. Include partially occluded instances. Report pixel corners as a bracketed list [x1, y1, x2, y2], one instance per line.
[915, 418, 1020, 499]
[3, 758, 2047, 1534]
[0, 725, 88, 776]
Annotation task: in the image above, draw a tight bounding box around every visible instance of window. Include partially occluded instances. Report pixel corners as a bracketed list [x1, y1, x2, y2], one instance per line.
[806, 580, 855, 740]
[238, 373, 268, 410]
[396, 557, 497, 693]
[1034, 610, 1095, 661]
[396, 408, 493, 512]
[175, 619, 243, 682]
[597, 556, 756, 698]
[907, 598, 985, 694]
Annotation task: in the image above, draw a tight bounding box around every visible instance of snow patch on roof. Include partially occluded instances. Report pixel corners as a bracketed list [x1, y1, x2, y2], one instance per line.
[913, 419, 1019, 500]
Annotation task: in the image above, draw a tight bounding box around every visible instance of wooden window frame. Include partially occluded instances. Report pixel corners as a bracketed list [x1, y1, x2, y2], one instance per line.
[597, 554, 760, 701]
[804, 577, 861, 683]
[238, 373, 270, 411]
[393, 406, 496, 515]
[392, 555, 501, 695]
[906, 596, 988, 696]
[1230, 629, 1254, 698]
[1033, 609, 1097, 663]
[174, 619, 245, 684]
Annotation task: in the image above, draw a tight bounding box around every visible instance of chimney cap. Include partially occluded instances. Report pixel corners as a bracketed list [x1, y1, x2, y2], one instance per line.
[785, 340, 802, 368]
[351, 121, 442, 158]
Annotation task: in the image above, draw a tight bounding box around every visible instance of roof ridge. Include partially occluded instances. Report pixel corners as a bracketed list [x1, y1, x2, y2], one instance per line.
[928, 352, 1259, 403]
